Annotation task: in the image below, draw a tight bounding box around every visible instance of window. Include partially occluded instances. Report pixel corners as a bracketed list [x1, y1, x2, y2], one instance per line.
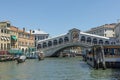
[1, 43, 3, 50]
[105, 29, 106, 32]
[1, 29, 3, 33]
[35, 36, 37, 40]
[81, 36, 86, 42]
[4, 44, 6, 50]
[64, 37, 69, 42]
[4, 30, 6, 33]
[87, 37, 91, 43]
[59, 38, 63, 44]
[93, 38, 97, 44]
[104, 34, 106, 37]
[113, 34, 115, 37]
[48, 41, 52, 47]
[113, 29, 114, 32]
[53, 40, 58, 45]
[7, 43, 10, 49]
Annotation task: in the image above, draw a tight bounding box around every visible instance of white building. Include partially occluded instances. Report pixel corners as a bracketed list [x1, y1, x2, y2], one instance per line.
[32, 29, 49, 47]
[86, 23, 116, 38]
[115, 23, 120, 43]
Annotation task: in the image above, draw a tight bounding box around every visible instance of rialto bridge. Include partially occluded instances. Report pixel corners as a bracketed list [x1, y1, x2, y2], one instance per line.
[36, 28, 112, 57]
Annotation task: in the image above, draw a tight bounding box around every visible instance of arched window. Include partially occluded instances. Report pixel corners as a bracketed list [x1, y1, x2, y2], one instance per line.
[87, 37, 91, 43]
[64, 37, 69, 42]
[43, 42, 47, 48]
[105, 41, 109, 44]
[111, 42, 115, 45]
[93, 38, 97, 44]
[22, 48, 24, 53]
[37, 44, 41, 49]
[48, 41, 52, 47]
[81, 36, 86, 42]
[53, 39, 58, 45]
[59, 38, 63, 44]
[25, 48, 28, 53]
[99, 39, 103, 44]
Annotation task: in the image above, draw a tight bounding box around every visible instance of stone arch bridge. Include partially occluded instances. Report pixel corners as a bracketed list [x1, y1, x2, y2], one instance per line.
[37, 28, 110, 57]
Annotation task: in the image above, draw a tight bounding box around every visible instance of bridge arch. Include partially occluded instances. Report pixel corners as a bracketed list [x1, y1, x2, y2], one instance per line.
[53, 39, 58, 45]
[43, 42, 47, 48]
[59, 38, 63, 44]
[37, 44, 42, 49]
[81, 36, 86, 42]
[64, 36, 69, 42]
[87, 37, 91, 43]
[93, 38, 97, 44]
[50, 43, 86, 57]
[48, 41, 52, 47]
[99, 39, 103, 44]
[105, 40, 109, 44]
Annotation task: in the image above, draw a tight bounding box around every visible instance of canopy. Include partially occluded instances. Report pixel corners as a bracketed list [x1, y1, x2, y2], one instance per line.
[28, 47, 36, 52]
[8, 49, 23, 55]
[0, 51, 9, 55]
[11, 35, 17, 41]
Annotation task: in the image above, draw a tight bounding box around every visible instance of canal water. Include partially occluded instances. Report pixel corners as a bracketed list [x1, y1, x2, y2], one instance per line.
[0, 57, 120, 80]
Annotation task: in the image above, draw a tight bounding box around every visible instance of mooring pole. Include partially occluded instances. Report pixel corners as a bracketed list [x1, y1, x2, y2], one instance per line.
[101, 45, 106, 70]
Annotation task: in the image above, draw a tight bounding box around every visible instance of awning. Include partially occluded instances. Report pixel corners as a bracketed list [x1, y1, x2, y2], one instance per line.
[8, 49, 23, 55]
[1, 36, 3, 40]
[7, 37, 10, 41]
[28, 47, 36, 52]
[4, 37, 7, 40]
[0, 51, 10, 55]
[11, 35, 17, 41]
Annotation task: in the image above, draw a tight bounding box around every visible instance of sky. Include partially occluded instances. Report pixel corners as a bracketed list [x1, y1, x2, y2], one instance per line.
[0, 0, 120, 36]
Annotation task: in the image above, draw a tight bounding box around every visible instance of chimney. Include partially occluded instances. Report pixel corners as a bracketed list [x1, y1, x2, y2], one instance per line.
[23, 27, 25, 32]
[38, 29, 40, 31]
[117, 19, 120, 23]
[30, 29, 32, 34]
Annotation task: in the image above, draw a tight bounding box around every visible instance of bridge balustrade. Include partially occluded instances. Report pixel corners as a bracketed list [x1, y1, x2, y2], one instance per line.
[37, 37, 111, 51]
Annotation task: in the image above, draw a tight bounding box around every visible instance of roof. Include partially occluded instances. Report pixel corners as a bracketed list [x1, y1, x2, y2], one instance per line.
[86, 23, 116, 32]
[37, 33, 67, 43]
[115, 23, 120, 28]
[32, 29, 48, 34]
[9, 26, 32, 35]
[80, 32, 109, 39]
[37, 31, 109, 44]
[9, 26, 18, 31]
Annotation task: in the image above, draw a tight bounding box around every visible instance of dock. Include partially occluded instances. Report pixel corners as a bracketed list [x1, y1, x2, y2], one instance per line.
[84, 45, 120, 69]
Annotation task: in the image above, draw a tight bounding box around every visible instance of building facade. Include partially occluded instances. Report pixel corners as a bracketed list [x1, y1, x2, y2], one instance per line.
[0, 21, 35, 54]
[18, 28, 34, 54]
[0, 21, 11, 51]
[115, 23, 120, 43]
[9, 26, 18, 49]
[32, 29, 49, 47]
[86, 23, 116, 38]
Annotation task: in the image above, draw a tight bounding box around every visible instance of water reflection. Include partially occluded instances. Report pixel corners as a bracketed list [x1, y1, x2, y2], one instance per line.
[0, 57, 120, 80]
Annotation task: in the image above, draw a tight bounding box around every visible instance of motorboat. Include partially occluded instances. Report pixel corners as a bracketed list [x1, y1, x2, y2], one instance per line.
[17, 55, 26, 63]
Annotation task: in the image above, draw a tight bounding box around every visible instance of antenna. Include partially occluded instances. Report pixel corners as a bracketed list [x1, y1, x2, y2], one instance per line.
[117, 19, 120, 23]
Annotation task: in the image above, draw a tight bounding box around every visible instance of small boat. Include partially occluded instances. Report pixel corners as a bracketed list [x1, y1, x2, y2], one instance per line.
[17, 55, 26, 63]
[38, 51, 44, 61]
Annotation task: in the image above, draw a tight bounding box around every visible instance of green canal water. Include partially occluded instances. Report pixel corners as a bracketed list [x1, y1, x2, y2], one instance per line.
[0, 57, 120, 80]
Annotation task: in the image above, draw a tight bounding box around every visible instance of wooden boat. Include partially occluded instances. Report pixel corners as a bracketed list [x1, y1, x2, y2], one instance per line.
[17, 55, 26, 63]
